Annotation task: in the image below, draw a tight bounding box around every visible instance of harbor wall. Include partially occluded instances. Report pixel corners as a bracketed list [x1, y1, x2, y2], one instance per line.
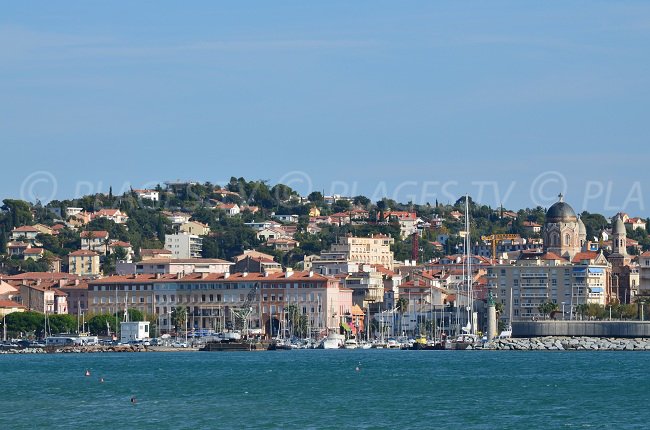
[512, 321, 650, 338]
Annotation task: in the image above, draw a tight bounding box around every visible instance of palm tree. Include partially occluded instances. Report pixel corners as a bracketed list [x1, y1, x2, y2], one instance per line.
[171, 306, 187, 333]
[538, 301, 559, 320]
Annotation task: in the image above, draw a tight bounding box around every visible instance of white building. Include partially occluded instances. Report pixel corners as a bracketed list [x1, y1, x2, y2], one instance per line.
[120, 321, 150, 343]
[134, 189, 160, 202]
[165, 233, 203, 259]
[134, 258, 233, 275]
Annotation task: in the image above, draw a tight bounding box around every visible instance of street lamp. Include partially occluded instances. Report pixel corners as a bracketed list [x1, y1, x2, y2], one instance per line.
[561, 302, 566, 320]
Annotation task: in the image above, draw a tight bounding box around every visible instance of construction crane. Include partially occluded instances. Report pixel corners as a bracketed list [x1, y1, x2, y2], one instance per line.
[480, 234, 520, 260]
[231, 282, 260, 335]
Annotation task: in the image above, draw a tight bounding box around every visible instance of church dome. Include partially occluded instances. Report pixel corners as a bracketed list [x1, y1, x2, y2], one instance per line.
[546, 196, 577, 223]
[612, 215, 626, 234]
[578, 216, 586, 235]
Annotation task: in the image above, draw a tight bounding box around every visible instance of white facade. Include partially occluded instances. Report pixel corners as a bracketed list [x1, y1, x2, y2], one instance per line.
[165, 233, 203, 259]
[135, 189, 160, 201]
[120, 321, 150, 343]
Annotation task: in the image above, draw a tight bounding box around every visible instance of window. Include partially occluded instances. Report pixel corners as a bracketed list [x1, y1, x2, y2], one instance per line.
[564, 234, 570, 246]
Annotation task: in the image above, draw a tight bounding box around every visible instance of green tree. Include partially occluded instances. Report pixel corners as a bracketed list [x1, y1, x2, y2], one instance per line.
[538, 301, 559, 320]
[88, 313, 119, 336]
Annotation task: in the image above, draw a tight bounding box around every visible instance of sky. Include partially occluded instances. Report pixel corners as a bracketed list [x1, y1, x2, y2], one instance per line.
[2, 1, 650, 216]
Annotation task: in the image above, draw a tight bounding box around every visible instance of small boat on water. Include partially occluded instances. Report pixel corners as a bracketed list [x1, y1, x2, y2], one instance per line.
[445, 333, 480, 350]
[343, 339, 358, 349]
[320, 333, 345, 349]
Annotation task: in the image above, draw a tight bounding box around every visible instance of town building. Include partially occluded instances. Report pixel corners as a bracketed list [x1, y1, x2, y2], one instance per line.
[140, 248, 173, 260]
[133, 189, 160, 202]
[133, 258, 233, 275]
[80, 230, 110, 255]
[179, 220, 210, 236]
[232, 256, 283, 274]
[0, 300, 25, 317]
[87, 271, 352, 339]
[486, 196, 611, 324]
[93, 208, 129, 224]
[307, 234, 396, 275]
[68, 250, 101, 276]
[10, 225, 41, 243]
[19, 284, 68, 314]
[639, 251, 650, 296]
[164, 233, 203, 259]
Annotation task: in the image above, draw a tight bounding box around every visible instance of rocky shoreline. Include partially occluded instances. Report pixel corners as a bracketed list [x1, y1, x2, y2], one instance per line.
[478, 336, 650, 351]
[0, 345, 200, 354]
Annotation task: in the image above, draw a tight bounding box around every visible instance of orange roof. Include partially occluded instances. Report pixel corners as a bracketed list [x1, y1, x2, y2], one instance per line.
[571, 251, 599, 263]
[23, 248, 44, 254]
[109, 241, 131, 248]
[81, 230, 109, 239]
[12, 225, 40, 232]
[89, 271, 335, 285]
[0, 300, 25, 308]
[542, 252, 566, 261]
[69, 250, 99, 257]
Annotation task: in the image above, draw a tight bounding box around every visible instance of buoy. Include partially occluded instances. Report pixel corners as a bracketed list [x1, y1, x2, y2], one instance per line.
[99, 377, 104, 383]
[85, 370, 91, 377]
[131, 396, 137, 404]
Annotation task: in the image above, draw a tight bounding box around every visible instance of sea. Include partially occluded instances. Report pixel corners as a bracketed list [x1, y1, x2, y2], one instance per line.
[1, 350, 648, 429]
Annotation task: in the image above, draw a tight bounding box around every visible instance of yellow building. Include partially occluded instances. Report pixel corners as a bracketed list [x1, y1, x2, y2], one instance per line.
[0, 300, 26, 317]
[68, 250, 101, 276]
[179, 220, 211, 236]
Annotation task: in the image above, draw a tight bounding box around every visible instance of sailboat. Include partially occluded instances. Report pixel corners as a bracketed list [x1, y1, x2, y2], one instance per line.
[446, 195, 480, 350]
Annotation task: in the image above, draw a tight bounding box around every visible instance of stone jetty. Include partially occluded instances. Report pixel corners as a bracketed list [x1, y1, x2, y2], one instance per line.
[478, 336, 650, 351]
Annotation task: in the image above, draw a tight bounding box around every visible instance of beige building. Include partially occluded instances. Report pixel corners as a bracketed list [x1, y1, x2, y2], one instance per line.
[180, 220, 210, 236]
[487, 197, 611, 323]
[487, 250, 610, 322]
[640, 251, 650, 296]
[140, 249, 173, 260]
[135, 258, 234, 275]
[19, 284, 68, 314]
[87, 271, 352, 338]
[164, 233, 203, 259]
[81, 230, 110, 255]
[68, 250, 101, 276]
[309, 234, 395, 274]
[0, 300, 26, 317]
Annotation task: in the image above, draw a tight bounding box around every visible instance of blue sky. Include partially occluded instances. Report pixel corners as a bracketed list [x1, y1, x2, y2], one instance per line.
[2, 1, 649, 216]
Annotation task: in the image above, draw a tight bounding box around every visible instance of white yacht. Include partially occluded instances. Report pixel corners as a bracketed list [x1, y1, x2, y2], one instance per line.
[320, 333, 345, 349]
[343, 339, 358, 349]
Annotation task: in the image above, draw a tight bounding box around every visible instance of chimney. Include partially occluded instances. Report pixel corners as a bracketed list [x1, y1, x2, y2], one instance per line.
[264, 271, 270, 277]
[243, 271, 248, 277]
[285, 269, 293, 278]
[59, 279, 66, 287]
[224, 273, 230, 279]
[176, 272, 182, 279]
[155, 273, 162, 279]
[74, 279, 80, 286]
[201, 272, 208, 279]
[309, 271, 314, 278]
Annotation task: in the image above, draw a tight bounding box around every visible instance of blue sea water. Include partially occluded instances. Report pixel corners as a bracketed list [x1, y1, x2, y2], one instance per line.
[1, 350, 648, 429]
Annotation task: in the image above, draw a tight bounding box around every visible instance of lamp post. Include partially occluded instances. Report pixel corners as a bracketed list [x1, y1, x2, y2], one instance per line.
[561, 302, 566, 320]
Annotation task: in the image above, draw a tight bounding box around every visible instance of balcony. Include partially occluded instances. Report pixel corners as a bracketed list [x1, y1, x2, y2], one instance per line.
[520, 283, 549, 289]
[520, 293, 548, 298]
[520, 303, 541, 308]
[521, 273, 548, 278]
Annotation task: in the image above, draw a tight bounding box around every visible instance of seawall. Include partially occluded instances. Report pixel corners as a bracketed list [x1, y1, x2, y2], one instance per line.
[512, 321, 650, 338]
